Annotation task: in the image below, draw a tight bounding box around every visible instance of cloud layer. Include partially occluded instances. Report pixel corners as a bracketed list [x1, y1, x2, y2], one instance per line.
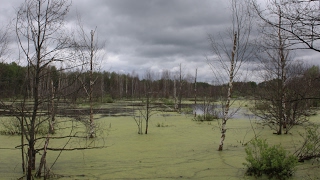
[1, 0, 319, 83]
[66, 0, 234, 82]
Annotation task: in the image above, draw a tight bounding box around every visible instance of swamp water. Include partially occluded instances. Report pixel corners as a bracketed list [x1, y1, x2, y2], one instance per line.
[0, 113, 320, 179]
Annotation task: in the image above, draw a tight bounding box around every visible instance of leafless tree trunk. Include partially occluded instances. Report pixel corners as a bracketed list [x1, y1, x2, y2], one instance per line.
[132, 91, 158, 135]
[208, 0, 254, 151]
[174, 77, 178, 110]
[119, 74, 123, 98]
[194, 68, 197, 117]
[89, 30, 95, 138]
[250, 3, 313, 134]
[178, 63, 184, 111]
[14, 0, 82, 179]
[278, 8, 287, 134]
[133, 110, 143, 134]
[161, 70, 171, 99]
[75, 18, 104, 137]
[131, 70, 159, 135]
[218, 32, 237, 151]
[35, 136, 49, 178]
[49, 80, 56, 134]
[145, 92, 150, 134]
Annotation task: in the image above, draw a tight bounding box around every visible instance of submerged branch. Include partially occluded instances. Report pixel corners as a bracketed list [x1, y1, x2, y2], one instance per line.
[38, 146, 106, 151]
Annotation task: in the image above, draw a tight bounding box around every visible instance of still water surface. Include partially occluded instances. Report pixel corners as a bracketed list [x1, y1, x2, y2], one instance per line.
[0, 113, 318, 179]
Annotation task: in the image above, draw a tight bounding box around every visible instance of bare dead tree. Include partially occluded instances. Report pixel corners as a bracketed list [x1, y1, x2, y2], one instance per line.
[173, 76, 178, 110]
[143, 70, 154, 134]
[131, 70, 160, 135]
[133, 109, 143, 134]
[208, 0, 254, 151]
[77, 29, 97, 138]
[13, 0, 105, 179]
[74, 15, 105, 138]
[132, 91, 160, 135]
[160, 69, 171, 99]
[15, 1, 73, 178]
[178, 63, 184, 111]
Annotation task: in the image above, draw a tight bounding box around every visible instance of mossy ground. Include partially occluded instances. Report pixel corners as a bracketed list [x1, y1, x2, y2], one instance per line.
[0, 111, 319, 179]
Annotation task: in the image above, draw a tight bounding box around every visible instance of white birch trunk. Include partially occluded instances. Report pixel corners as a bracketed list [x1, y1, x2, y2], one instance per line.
[49, 80, 55, 134]
[194, 68, 197, 117]
[89, 30, 95, 138]
[218, 32, 237, 151]
[174, 77, 178, 110]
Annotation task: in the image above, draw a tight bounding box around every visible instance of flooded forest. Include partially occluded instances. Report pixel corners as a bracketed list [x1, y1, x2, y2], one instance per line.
[2, 0, 320, 179]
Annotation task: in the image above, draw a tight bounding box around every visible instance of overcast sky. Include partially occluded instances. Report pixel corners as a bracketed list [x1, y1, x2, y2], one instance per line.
[1, 0, 320, 83]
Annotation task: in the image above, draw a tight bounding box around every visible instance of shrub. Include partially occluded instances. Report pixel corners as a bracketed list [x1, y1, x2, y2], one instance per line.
[0, 118, 21, 135]
[104, 95, 114, 103]
[0, 118, 52, 135]
[156, 122, 168, 127]
[243, 138, 298, 179]
[162, 98, 174, 106]
[192, 114, 218, 121]
[253, 101, 269, 111]
[181, 107, 193, 114]
[295, 125, 320, 162]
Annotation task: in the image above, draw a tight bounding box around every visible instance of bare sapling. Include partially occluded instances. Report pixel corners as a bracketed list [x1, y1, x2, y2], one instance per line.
[208, 0, 254, 151]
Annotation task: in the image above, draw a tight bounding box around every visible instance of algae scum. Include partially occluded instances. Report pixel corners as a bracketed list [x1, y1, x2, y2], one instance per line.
[0, 104, 320, 179]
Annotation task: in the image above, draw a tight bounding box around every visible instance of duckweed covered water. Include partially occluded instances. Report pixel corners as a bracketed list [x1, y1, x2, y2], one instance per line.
[0, 113, 320, 179]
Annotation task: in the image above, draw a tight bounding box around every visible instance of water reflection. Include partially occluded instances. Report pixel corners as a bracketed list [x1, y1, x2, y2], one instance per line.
[192, 104, 259, 120]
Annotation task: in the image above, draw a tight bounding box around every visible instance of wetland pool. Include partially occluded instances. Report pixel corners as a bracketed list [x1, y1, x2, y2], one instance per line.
[0, 112, 319, 179]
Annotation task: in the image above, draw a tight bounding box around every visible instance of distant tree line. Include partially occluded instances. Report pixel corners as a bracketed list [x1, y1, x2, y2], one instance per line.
[1, 61, 319, 105]
[0, 61, 252, 102]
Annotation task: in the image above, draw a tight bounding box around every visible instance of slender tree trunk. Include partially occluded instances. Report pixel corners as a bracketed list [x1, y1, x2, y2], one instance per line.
[20, 114, 25, 173]
[35, 137, 49, 178]
[194, 68, 197, 117]
[20, 86, 27, 173]
[89, 30, 95, 138]
[28, 99, 38, 178]
[218, 32, 237, 151]
[276, 7, 287, 135]
[178, 63, 182, 111]
[49, 80, 55, 134]
[101, 74, 104, 102]
[140, 117, 143, 134]
[174, 78, 178, 110]
[145, 93, 149, 134]
[280, 17, 287, 135]
[204, 97, 207, 120]
[27, 27, 42, 178]
[125, 76, 128, 99]
[132, 78, 134, 99]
